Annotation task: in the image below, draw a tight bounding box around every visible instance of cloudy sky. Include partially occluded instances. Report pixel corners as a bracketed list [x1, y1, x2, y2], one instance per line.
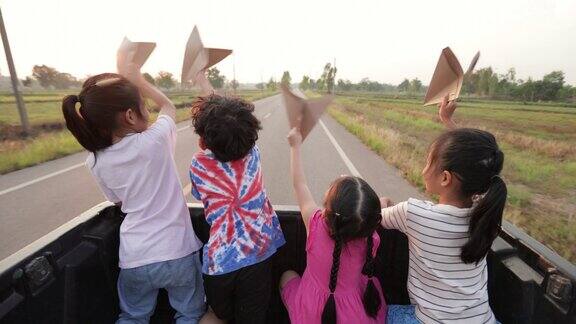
[1, 0, 575, 85]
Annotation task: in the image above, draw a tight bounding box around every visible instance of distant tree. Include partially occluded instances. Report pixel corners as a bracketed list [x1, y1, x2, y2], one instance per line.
[300, 75, 311, 90]
[506, 68, 516, 82]
[336, 79, 353, 92]
[22, 76, 34, 87]
[398, 78, 410, 92]
[143, 73, 155, 85]
[255, 82, 265, 90]
[281, 71, 292, 87]
[53, 72, 79, 89]
[32, 65, 59, 89]
[409, 78, 422, 93]
[539, 71, 565, 100]
[318, 63, 337, 93]
[207, 68, 225, 89]
[309, 78, 316, 90]
[266, 77, 277, 91]
[155, 71, 175, 90]
[558, 85, 575, 101]
[316, 78, 325, 91]
[230, 79, 239, 91]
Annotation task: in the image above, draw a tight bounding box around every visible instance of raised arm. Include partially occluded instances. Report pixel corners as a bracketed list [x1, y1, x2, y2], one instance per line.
[438, 94, 457, 129]
[287, 127, 319, 231]
[118, 63, 176, 120]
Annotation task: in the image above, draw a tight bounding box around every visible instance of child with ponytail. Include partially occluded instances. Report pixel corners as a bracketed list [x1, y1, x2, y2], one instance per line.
[62, 65, 205, 323]
[382, 96, 506, 324]
[280, 127, 387, 324]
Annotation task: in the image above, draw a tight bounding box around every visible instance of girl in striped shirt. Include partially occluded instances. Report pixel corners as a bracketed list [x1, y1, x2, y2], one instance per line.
[382, 96, 506, 324]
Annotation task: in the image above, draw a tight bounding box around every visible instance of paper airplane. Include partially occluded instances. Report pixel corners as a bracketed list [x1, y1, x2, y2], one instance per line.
[195, 72, 214, 96]
[280, 84, 334, 140]
[423, 47, 480, 106]
[181, 26, 232, 85]
[117, 37, 156, 72]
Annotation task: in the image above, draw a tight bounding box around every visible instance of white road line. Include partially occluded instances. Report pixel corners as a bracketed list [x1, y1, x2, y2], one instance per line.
[0, 125, 192, 197]
[319, 119, 362, 178]
[0, 162, 86, 196]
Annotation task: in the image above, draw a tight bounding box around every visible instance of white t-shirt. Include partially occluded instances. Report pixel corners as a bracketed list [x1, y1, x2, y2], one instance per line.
[86, 115, 202, 269]
[382, 198, 496, 324]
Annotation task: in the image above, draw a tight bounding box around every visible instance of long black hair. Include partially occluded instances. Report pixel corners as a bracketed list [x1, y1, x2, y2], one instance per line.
[321, 176, 382, 324]
[430, 128, 507, 264]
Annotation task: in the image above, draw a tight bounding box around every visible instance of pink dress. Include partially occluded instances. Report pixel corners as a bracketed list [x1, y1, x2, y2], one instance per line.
[281, 210, 387, 324]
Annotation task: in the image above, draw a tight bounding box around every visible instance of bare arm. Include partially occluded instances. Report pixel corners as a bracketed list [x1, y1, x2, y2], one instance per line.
[288, 127, 319, 231]
[118, 63, 176, 120]
[438, 94, 457, 129]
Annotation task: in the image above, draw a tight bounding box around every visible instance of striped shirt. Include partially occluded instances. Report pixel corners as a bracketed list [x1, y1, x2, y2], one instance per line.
[381, 198, 496, 324]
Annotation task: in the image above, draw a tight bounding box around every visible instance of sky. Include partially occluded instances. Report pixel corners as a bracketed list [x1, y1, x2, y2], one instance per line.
[1, 0, 575, 85]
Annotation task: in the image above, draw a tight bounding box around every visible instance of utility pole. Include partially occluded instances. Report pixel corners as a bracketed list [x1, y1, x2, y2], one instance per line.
[0, 7, 30, 135]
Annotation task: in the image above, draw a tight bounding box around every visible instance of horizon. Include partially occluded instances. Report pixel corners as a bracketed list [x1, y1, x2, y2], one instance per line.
[1, 0, 575, 86]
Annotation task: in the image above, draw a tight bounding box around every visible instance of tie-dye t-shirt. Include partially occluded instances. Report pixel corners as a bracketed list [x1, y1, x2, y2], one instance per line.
[189, 145, 285, 275]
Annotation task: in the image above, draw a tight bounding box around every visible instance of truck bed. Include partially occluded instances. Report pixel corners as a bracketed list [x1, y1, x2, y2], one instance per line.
[0, 203, 574, 323]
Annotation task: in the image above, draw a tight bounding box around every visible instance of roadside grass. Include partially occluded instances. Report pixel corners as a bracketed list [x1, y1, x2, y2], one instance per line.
[328, 93, 576, 263]
[0, 90, 277, 174]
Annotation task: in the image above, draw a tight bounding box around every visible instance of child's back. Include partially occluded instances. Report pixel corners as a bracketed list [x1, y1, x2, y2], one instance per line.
[190, 145, 284, 274]
[189, 95, 285, 324]
[381, 103, 506, 324]
[382, 198, 493, 323]
[282, 210, 386, 324]
[88, 114, 201, 268]
[64, 72, 205, 323]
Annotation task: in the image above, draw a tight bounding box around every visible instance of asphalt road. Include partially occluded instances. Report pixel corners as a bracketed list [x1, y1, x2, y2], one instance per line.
[0, 93, 425, 261]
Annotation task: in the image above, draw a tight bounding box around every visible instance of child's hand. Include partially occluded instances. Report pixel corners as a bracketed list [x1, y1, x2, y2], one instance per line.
[287, 127, 303, 148]
[438, 94, 457, 129]
[380, 196, 393, 208]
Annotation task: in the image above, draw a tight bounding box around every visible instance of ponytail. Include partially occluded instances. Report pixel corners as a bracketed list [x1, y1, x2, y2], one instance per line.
[61, 73, 142, 154]
[321, 236, 342, 324]
[429, 129, 507, 264]
[461, 175, 507, 263]
[62, 95, 110, 152]
[361, 234, 381, 318]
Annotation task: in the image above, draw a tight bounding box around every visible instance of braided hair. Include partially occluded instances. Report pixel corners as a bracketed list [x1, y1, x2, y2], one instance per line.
[361, 234, 381, 317]
[321, 176, 382, 324]
[321, 236, 343, 324]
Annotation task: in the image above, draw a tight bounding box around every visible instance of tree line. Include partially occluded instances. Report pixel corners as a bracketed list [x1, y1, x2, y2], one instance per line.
[20, 65, 236, 91]
[18, 64, 576, 103]
[291, 63, 575, 103]
[462, 68, 574, 102]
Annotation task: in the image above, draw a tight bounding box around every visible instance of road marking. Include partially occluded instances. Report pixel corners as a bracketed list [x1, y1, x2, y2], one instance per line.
[0, 162, 87, 196]
[319, 119, 362, 178]
[0, 125, 192, 197]
[262, 112, 272, 120]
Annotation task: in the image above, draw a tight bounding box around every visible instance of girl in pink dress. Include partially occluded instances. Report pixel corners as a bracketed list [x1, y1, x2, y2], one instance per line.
[280, 127, 387, 324]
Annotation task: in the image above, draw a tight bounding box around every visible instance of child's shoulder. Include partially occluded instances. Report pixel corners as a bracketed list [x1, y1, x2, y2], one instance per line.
[406, 198, 470, 217]
[406, 198, 435, 210]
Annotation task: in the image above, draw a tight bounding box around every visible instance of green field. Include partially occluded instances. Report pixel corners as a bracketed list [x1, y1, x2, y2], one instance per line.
[0, 89, 276, 174]
[326, 92, 576, 263]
